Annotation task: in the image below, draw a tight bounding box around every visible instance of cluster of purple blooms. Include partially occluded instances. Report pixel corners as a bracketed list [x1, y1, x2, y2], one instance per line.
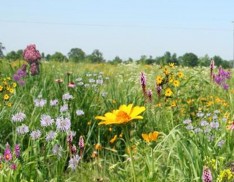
[140, 72, 153, 102]
[183, 110, 225, 147]
[210, 59, 231, 90]
[0, 143, 20, 171]
[23, 44, 41, 76]
[13, 64, 27, 86]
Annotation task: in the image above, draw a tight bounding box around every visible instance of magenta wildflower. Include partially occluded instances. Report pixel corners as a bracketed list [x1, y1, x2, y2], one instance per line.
[147, 89, 152, 102]
[202, 166, 212, 182]
[10, 163, 17, 170]
[140, 72, 147, 95]
[14, 144, 20, 158]
[78, 136, 85, 149]
[4, 143, 12, 161]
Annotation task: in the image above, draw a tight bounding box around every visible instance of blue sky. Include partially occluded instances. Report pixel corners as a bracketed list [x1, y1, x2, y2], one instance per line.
[0, 0, 234, 60]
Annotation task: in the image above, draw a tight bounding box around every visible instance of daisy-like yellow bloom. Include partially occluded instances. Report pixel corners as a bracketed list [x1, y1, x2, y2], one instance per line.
[110, 135, 117, 144]
[12, 82, 17, 88]
[0, 85, 3, 92]
[165, 88, 173, 97]
[173, 80, 180, 87]
[171, 101, 177, 107]
[142, 131, 159, 142]
[4, 94, 9, 100]
[156, 75, 163, 85]
[7, 102, 12, 107]
[169, 63, 174, 67]
[96, 104, 145, 125]
[178, 71, 184, 78]
[169, 75, 174, 83]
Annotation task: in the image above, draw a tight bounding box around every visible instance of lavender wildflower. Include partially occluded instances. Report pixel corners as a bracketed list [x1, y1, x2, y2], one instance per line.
[60, 104, 68, 112]
[14, 144, 20, 158]
[50, 99, 58, 106]
[16, 124, 29, 135]
[52, 144, 63, 157]
[40, 114, 54, 127]
[11, 112, 26, 122]
[62, 93, 73, 100]
[68, 155, 80, 171]
[46, 131, 56, 141]
[34, 98, 47, 107]
[30, 130, 41, 140]
[56, 117, 71, 132]
[76, 110, 84, 116]
[183, 119, 192, 124]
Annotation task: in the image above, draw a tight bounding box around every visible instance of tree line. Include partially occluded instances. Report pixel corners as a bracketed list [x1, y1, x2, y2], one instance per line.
[0, 42, 232, 68]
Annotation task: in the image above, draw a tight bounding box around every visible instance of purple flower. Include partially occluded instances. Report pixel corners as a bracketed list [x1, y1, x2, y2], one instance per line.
[14, 144, 20, 158]
[11, 112, 26, 123]
[16, 124, 29, 135]
[78, 136, 85, 149]
[50, 99, 58, 106]
[4, 143, 12, 161]
[46, 131, 56, 141]
[68, 155, 80, 170]
[23, 44, 41, 63]
[210, 121, 219, 129]
[60, 104, 68, 112]
[10, 163, 17, 170]
[56, 117, 71, 132]
[183, 119, 192, 124]
[40, 114, 54, 127]
[52, 144, 62, 157]
[62, 93, 73, 100]
[76, 109, 84, 116]
[30, 130, 41, 140]
[140, 72, 146, 89]
[202, 166, 212, 182]
[34, 98, 47, 107]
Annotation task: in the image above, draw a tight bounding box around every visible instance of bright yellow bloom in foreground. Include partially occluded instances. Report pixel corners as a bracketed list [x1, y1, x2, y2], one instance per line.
[142, 131, 159, 142]
[96, 104, 145, 125]
[165, 88, 173, 97]
[173, 80, 180, 87]
[4, 94, 9, 100]
[178, 71, 184, 78]
[156, 76, 163, 85]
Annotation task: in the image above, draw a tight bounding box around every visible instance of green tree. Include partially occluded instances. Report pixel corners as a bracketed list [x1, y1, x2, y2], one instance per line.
[111, 56, 122, 64]
[213, 55, 223, 67]
[5, 50, 23, 61]
[68, 48, 85, 62]
[181, 53, 198, 67]
[199, 54, 210, 67]
[88, 49, 104, 63]
[50, 52, 68, 62]
[0, 42, 5, 58]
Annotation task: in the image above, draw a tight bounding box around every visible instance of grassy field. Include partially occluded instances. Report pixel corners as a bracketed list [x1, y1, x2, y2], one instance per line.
[0, 59, 234, 182]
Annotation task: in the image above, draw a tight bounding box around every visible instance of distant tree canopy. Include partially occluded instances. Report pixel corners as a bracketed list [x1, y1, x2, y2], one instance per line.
[50, 52, 68, 62]
[0, 41, 232, 68]
[0, 42, 5, 58]
[5, 50, 23, 61]
[68, 48, 85, 62]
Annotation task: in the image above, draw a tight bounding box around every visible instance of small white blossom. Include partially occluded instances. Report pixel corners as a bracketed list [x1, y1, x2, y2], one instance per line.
[16, 124, 29, 135]
[62, 93, 73, 100]
[12, 112, 26, 122]
[60, 104, 69, 112]
[76, 110, 84, 116]
[68, 155, 81, 170]
[40, 114, 54, 127]
[56, 117, 71, 132]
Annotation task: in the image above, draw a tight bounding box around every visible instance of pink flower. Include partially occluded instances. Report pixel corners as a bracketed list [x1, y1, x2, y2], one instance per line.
[4, 143, 12, 161]
[68, 82, 76, 88]
[23, 44, 41, 63]
[202, 166, 212, 182]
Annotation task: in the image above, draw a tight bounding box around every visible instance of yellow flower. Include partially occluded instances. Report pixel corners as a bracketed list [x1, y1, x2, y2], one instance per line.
[95, 143, 102, 150]
[165, 88, 173, 97]
[110, 135, 117, 144]
[178, 71, 184, 78]
[4, 94, 9, 100]
[169, 76, 174, 83]
[169, 63, 174, 67]
[12, 82, 17, 88]
[9, 88, 14, 94]
[142, 131, 159, 142]
[156, 76, 163, 85]
[164, 68, 170, 75]
[7, 102, 12, 107]
[171, 101, 177, 107]
[173, 80, 180, 87]
[0, 85, 3, 92]
[96, 104, 145, 125]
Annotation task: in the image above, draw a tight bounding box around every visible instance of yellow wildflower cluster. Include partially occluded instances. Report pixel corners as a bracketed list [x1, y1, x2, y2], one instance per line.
[142, 131, 159, 143]
[217, 169, 234, 182]
[155, 64, 184, 98]
[0, 76, 17, 107]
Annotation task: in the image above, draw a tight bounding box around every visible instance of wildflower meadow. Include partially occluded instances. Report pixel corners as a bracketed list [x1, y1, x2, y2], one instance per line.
[1, 47, 234, 182]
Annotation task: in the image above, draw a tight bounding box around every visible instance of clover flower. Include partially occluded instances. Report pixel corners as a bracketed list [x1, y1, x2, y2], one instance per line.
[12, 112, 26, 123]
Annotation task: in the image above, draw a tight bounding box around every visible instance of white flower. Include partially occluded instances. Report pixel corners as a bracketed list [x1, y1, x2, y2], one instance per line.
[12, 112, 26, 122]
[56, 117, 71, 132]
[46, 131, 56, 141]
[75, 77, 82, 82]
[60, 104, 68, 112]
[34, 98, 47, 107]
[62, 93, 73, 100]
[16, 124, 29, 135]
[30, 130, 41, 140]
[68, 155, 81, 170]
[50, 99, 58, 106]
[183, 119, 192, 124]
[52, 144, 63, 157]
[40, 114, 54, 127]
[76, 110, 84, 116]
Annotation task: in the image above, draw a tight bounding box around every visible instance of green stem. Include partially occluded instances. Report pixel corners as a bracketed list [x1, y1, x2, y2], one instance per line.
[123, 125, 136, 182]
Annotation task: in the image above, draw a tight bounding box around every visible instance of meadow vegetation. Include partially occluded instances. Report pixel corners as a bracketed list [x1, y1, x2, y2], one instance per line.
[0, 57, 234, 182]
